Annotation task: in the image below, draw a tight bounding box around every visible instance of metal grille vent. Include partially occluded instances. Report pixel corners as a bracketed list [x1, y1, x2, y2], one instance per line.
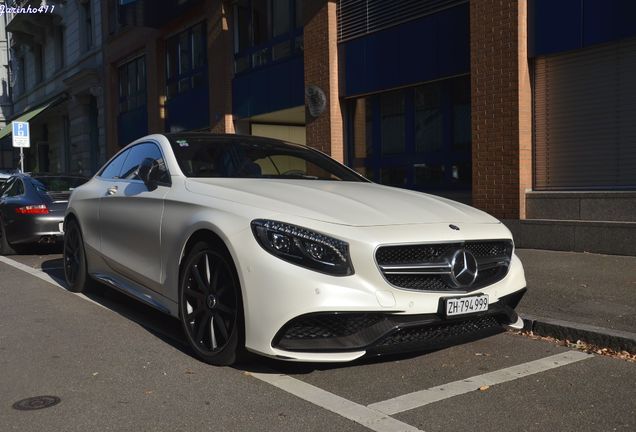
[46, 192, 71, 202]
[376, 240, 513, 293]
[279, 313, 384, 340]
[376, 315, 502, 347]
[337, 0, 468, 43]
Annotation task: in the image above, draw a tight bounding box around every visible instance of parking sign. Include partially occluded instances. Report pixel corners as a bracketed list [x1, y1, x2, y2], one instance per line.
[12, 121, 30, 148]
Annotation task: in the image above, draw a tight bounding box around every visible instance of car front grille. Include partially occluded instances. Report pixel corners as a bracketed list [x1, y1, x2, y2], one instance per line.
[376, 240, 513, 293]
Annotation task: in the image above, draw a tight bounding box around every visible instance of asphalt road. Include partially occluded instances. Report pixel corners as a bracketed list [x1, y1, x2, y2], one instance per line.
[1, 247, 634, 432]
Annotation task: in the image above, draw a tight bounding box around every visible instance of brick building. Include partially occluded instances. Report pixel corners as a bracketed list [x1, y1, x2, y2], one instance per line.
[102, 0, 636, 255]
[0, 0, 106, 176]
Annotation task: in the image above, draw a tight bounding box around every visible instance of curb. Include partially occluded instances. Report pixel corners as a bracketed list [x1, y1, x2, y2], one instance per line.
[520, 314, 636, 354]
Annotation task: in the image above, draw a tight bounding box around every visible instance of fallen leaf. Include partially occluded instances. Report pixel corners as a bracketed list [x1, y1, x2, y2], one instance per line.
[479, 385, 490, 391]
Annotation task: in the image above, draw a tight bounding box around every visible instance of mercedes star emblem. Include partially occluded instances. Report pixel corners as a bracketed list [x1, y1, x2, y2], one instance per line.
[450, 249, 479, 288]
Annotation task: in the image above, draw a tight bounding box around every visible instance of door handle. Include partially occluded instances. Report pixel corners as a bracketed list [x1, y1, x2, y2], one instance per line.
[106, 186, 118, 196]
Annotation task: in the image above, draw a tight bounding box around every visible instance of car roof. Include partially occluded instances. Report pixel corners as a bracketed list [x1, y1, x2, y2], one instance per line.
[31, 173, 89, 179]
[162, 132, 307, 150]
[2, 172, 89, 180]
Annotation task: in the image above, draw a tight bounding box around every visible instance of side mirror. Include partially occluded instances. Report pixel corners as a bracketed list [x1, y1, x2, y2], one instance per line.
[137, 157, 160, 191]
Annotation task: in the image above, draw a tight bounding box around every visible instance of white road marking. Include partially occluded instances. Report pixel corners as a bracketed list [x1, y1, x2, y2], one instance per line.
[0, 255, 108, 310]
[368, 350, 593, 415]
[251, 372, 424, 432]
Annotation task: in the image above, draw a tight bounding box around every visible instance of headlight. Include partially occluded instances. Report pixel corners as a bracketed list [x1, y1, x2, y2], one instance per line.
[251, 219, 354, 276]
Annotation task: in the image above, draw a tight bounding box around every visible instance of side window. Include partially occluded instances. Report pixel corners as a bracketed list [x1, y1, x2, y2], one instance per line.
[119, 143, 170, 183]
[6, 179, 24, 197]
[100, 149, 131, 179]
[1, 178, 15, 197]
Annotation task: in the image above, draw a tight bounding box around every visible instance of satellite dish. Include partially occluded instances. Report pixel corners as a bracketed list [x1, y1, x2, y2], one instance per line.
[305, 84, 327, 118]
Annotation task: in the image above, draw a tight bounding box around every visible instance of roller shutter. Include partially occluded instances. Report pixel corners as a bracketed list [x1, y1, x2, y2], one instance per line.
[533, 37, 636, 190]
[337, 0, 467, 42]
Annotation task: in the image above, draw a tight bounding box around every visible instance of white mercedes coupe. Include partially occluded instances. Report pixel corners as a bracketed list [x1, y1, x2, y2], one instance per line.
[64, 133, 526, 365]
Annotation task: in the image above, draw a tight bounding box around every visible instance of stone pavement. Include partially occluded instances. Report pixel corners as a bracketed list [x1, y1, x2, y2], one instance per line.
[515, 249, 636, 352]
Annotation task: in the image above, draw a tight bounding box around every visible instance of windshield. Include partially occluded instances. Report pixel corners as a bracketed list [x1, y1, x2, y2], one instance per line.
[167, 135, 368, 182]
[32, 176, 87, 192]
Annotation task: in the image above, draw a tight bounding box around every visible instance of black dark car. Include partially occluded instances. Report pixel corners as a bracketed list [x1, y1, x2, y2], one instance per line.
[0, 173, 88, 254]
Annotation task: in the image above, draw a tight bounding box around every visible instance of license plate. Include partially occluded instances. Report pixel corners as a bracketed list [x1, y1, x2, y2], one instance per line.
[59, 222, 64, 233]
[445, 294, 489, 317]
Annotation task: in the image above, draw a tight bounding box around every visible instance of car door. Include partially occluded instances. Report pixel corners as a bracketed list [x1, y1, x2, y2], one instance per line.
[80, 148, 131, 257]
[99, 142, 171, 292]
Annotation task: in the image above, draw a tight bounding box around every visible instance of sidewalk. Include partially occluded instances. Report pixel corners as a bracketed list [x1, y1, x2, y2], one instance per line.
[515, 249, 636, 353]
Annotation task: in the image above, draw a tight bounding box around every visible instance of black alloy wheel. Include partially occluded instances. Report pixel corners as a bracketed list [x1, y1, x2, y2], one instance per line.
[179, 242, 243, 366]
[63, 220, 89, 293]
[0, 218, 16, 255]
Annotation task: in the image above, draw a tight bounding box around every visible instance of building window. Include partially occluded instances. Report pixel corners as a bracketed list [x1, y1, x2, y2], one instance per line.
[451, 78, 471, 151]
[81, 0, 93, 51]
[252, 0, 268, 46]
[380, 91, 405, 155]
[55, 26, 65, 70]
[233, 0, 304, 73]
[415, 82, 442, 153]
[272, 0, 290, 36]
[166, 22, 207, 100]
[16, 56, 25, 95]
[34, 44, 44, 84]
[346, 75, 472, 194]
[119, 56, 146, 113]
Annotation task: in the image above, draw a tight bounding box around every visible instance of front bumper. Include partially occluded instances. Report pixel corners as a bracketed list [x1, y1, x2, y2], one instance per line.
[231, 221, 528, 362]
[272, 288, 525, 355]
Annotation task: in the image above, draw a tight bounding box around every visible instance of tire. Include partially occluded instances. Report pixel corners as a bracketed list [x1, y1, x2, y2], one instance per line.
[0, 218, 17, 255]
[63, 219, 91, 293]
[179, 241, 244, 366]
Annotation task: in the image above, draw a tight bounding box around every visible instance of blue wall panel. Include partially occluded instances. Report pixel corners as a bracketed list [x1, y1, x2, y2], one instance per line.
[530, 0, 636, 57]
[232, 56, 304, 118]
[117, 107, 148, 147]
[341, 3, 470, 98]
[165, 87, 210, 132]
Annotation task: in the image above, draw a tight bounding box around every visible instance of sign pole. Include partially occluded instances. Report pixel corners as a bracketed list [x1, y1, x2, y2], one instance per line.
[20, 147, 24, 172]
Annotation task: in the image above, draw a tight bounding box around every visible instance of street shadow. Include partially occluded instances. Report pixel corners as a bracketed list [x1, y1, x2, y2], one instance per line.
[39, 257, 193, 358]
[13, 242, 63, 256]
[38, 256, 505, 374]
[41, 257, 63, 272]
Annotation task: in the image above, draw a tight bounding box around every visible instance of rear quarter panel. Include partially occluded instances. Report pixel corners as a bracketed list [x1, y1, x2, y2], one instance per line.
[66, 178, 104, 267]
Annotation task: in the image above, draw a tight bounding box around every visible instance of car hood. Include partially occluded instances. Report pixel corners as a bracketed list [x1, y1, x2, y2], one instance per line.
[185, 179, 500, 227]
